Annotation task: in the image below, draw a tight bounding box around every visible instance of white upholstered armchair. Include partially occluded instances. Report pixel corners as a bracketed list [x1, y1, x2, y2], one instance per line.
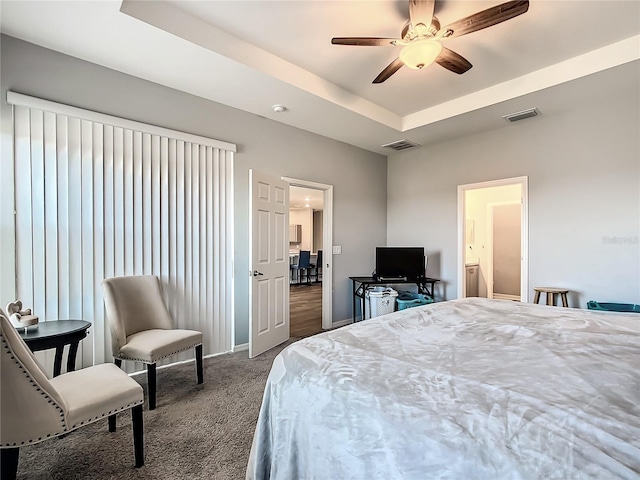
[101, 275, 203, 410]
[0, 314, 145, 480]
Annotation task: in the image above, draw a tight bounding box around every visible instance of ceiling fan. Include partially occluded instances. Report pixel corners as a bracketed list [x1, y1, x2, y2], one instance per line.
[331, 0, 529, 83]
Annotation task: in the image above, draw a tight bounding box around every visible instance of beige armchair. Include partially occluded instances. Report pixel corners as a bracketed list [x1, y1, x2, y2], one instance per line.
[0, 314, 144, 480]
[101, 275, 203, 410]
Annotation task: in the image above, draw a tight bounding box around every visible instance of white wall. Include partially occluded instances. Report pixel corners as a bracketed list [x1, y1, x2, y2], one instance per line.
[388, 80, 640, 307]
[289, 208, 313, 252]
[313, 210, 323, 253]
[0, 35, 388, 346]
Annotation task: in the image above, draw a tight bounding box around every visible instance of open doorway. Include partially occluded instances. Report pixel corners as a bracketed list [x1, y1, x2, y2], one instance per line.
[289, 186, 324, 337]
[457, 177, 528, 301]
[283, 177, 333, 333]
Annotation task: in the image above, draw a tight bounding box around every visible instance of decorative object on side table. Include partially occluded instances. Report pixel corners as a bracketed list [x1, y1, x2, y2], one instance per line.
[5, 300, 39, 332]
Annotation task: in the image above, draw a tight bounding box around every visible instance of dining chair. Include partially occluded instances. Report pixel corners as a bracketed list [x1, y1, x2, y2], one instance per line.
[0, 314, 145, 480]
[101, 275, 203, 410]
[291, 250, 312, 285]
[312, 250, 323, 283]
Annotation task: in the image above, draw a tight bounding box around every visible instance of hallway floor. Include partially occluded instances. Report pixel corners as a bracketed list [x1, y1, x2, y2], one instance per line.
[290, 283, 323, 338]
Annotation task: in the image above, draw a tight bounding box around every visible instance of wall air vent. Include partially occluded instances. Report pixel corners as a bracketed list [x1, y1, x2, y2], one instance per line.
[381, 139, 421, 151]
[502, 108, 540, 123]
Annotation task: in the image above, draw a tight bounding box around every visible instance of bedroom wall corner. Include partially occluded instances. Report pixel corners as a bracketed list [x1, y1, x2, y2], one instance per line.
[387, 65, 640, 307]
[0, 34, 389, 348]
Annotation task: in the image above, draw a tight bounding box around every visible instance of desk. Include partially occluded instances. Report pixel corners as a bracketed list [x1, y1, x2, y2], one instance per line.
[20, 320, 91, 377]
[349, 276, 440, 322]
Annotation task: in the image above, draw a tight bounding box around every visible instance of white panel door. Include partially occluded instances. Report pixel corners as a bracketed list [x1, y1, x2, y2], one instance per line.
[249, 170, 290, 358]
[491, 203, 522, 298]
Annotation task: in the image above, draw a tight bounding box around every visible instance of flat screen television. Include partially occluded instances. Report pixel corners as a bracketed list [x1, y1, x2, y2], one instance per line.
[375, 247, 425, 281]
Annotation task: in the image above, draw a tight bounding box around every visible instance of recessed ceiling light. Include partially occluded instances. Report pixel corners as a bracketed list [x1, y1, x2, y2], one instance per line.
[272, 104, 286, 113]
[305, 204, 310, 207]
[304, 197, 310, 201]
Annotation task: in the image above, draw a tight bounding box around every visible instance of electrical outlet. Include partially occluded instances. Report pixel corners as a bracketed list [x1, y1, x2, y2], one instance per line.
[333, 245, 342, 255]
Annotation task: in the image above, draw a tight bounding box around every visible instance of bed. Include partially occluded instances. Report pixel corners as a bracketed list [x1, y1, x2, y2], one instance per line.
[246, 298, 640, 479]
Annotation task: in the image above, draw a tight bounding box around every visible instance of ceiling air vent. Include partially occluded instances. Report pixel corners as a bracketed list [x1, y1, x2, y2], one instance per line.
[502, 108, 540, 123]
[381, 139, 421, 151]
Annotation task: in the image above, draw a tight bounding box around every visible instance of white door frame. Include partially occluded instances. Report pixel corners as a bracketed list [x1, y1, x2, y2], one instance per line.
[282, 176, 333, 330]
[487, 201, 522, 300]
[457, 176, 529, 301]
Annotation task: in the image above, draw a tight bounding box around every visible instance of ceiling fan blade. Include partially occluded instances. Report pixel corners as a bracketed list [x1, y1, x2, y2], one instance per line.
[331, 37, 400, 47]
[373, 58, 404, 84]
[409, 0, 435, 28]
[436, 47, 472, 74]
[440, 0, 529, 39]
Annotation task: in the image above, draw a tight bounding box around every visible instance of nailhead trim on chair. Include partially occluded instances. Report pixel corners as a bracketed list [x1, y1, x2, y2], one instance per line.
[1, 333, 67, 447]
[68, 399, 144, 430]
[5, 399, 146, 447]
[1, 333, 144, 448]
[116, 342, 203, 364]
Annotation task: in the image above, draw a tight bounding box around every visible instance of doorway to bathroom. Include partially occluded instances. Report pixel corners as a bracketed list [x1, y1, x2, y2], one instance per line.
[457, 177, 529, 302]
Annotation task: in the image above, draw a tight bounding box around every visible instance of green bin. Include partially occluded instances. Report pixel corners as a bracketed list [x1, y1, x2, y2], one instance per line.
[396, 290, 434, 311]
[587, 301, 640, 313]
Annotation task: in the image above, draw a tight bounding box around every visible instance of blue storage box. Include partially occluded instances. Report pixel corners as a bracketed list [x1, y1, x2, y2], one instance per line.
[396, 290, 434, 311]
[587, 301, 640, 313]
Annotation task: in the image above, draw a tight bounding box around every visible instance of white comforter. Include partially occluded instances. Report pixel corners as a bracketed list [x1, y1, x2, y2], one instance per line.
[247, 298, 640, 480]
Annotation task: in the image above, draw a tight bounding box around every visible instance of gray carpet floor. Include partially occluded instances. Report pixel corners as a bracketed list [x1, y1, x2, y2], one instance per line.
[16, 341, 292, 480]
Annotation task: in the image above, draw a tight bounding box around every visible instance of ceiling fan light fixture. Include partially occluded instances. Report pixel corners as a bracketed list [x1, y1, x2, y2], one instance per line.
[399, 38, 443, 70]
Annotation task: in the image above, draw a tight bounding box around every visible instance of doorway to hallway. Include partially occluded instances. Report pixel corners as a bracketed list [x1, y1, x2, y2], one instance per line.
[289, 185, 324, 337]
[284, 176, 334, 333]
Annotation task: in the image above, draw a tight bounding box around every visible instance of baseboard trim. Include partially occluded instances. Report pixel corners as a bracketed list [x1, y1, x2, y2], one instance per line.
[233, 343, 249, 353]
[129, 349, 232, 377]
[493, 293, 521, 301]
[331, 318, 353, 329]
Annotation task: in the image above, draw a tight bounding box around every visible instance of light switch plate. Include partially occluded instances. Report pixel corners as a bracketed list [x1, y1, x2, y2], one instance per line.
[333, 245, 342, 255]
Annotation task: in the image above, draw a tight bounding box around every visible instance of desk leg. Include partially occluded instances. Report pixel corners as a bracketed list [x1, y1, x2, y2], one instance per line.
[427, 282, 434, 299]
[352, 280, 356, 323]
[67, 341, 80, 373]
[53, 346, 64, 377]
[418, 281, 435, 299]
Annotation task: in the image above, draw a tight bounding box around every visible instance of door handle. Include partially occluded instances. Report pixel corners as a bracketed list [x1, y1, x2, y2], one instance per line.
[253, 270, 264, 276]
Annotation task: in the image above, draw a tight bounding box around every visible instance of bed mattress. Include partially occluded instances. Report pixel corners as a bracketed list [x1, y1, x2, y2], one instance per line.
[247, 298, 640, 479]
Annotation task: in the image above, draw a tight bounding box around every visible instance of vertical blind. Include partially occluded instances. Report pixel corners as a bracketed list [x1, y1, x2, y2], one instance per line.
[9, 92, 235, 374]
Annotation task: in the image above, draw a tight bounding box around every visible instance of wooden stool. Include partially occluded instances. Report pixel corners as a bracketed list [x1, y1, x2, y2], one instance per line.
[533, 287, 569, 307]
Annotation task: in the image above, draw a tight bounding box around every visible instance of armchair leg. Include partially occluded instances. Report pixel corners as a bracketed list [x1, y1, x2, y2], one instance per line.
[108, 414, 117, 432]
[111, 359, 124, 427]
[1, 447, 19, 480]
[195, 344, 203, 384]
[131, 405, 144, 468]
[147, 363, 157, 410]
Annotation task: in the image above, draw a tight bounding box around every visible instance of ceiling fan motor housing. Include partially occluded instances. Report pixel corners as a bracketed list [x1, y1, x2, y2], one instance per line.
[399, 39, 443, 69]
